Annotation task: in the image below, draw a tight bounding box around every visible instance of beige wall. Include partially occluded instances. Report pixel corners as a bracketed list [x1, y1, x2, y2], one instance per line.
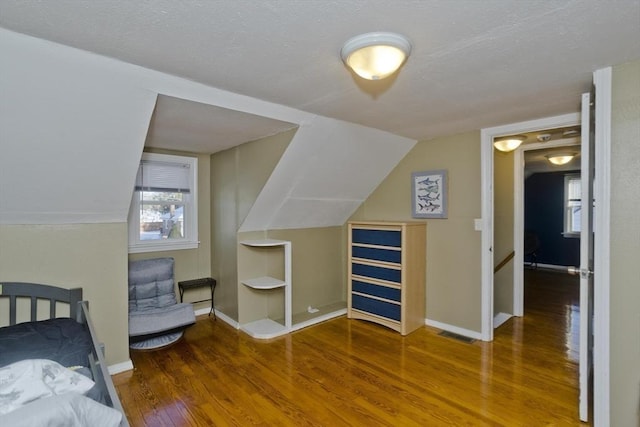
[211, 129, 295, 321]
[268, 227, 346, 315]
[351, 131, 483, 333]
[129, 150, 213, 311]
[493, 149, 515, 316]
[236, 227, 346, 324]
[0, 223, 129, 366]
[237, 230, 284, 323]
[609, 60, 640, 427]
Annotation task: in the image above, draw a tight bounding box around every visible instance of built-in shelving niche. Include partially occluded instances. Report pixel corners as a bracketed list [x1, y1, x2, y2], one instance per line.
[238, 238, 346, 339]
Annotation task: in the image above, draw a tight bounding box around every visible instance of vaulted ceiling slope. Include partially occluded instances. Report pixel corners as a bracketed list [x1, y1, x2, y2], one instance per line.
[1, 1, 639, 142]
[0, 29, 414, 227]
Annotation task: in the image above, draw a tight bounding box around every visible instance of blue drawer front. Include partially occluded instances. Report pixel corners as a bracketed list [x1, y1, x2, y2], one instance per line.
[352, 280, 401, 302]
[352, 294, 401, 321]
[352, 263, 401, 283]
[352, 229, 401, 247]
[352, 246, 401, 263]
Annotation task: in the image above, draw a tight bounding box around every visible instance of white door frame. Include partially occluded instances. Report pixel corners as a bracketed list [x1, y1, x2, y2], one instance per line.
[480, 112, 580, 340]
[480, 68, 612, 423]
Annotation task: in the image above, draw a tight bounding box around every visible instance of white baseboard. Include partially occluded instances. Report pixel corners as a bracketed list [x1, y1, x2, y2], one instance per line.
[215, 310, 240, 329]
[291, 308, 347, 332]
[425, 318, 483, 341]
[194, 306, 239, 329]
[194, 306, 213, 317]
[200, 307, 345, 333]
[108, 359, 133, 375]
[493, 312, 512, 329]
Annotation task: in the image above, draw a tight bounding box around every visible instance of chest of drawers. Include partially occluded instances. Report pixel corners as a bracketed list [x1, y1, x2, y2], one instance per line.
[348, 221, 426, 335]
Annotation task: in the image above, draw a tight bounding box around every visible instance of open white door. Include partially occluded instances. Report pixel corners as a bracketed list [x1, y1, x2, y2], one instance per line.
[577, 91, 595, 422]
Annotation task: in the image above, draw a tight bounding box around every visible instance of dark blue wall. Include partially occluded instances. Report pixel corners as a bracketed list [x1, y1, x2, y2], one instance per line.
[524, 171, 580, 267]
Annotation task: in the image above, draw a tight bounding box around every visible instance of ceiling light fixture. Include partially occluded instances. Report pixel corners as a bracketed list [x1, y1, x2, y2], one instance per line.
[493, 135, 526, 152]
[546, 153, 576, 165]
[341, 32, 412, 80]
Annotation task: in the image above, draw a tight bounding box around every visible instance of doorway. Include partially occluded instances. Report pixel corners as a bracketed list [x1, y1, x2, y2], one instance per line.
[513, 131, 581, 316]
[480, 112, 581, 341]
[481, 68, 613, 423]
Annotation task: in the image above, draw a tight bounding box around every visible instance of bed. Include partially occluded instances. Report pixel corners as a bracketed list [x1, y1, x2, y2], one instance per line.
[0, 282, 129, 427]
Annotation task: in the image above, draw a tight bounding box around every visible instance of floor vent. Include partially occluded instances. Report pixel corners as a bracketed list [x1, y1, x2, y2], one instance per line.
[438, 330, 476, 344]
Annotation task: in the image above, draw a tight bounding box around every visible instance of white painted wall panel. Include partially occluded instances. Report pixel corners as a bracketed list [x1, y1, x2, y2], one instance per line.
[0, 29, 156, 224]
[240, 116, 416, 231]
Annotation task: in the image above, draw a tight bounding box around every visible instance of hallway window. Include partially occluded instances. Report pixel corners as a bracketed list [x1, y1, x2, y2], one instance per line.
[564, 174, 581, 237]
[128, 152, 198, 253]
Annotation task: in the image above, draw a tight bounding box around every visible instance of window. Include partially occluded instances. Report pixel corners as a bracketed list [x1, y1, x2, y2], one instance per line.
[128, 152, 198, 253]
[563, 174, 581, 237]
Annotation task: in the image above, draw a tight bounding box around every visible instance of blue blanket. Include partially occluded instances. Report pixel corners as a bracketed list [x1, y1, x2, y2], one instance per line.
[0, 318, 92, 369]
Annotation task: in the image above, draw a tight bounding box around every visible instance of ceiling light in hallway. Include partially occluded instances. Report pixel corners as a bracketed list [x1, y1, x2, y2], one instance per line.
[493, 135, 526, 152]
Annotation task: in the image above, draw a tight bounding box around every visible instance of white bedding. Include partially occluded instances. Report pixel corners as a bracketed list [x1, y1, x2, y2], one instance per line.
[0, 392, 123, 427]
[0, 359, 121, 427]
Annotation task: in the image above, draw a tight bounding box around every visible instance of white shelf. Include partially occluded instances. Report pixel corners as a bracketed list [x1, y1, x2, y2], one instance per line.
[240, 318, 288, 339]
[242, 276, 285, 290]
[240, 239, 288, 247]
[238, 239, 292, 340]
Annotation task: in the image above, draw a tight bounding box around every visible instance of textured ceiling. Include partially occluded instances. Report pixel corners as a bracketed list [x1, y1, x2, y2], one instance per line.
[1, 0, 639, 149]
[146, 95, 297, 153]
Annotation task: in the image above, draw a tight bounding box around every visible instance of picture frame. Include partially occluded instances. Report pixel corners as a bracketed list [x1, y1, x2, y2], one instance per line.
[411, 169, 448, 218]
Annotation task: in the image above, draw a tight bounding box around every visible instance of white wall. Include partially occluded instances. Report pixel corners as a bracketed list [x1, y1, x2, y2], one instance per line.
[0, 29, 156, 224]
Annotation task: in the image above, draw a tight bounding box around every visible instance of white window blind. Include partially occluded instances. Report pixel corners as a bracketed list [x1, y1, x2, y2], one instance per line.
[128, 152, 198, 253]
[135, 160, 191, 193]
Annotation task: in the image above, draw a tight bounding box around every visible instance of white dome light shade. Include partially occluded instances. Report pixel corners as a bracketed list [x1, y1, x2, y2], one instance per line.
[493, 136, 526, 152]
[341, 32, 412, 80]
[546, 153, 575, 165]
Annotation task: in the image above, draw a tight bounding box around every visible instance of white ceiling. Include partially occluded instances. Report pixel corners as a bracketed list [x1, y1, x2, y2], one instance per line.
[147, 95, 297, 153]
[1, 1, 639, 152]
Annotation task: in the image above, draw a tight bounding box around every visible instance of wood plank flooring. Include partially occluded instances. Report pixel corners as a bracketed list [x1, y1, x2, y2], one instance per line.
[113, 269, 588, 426]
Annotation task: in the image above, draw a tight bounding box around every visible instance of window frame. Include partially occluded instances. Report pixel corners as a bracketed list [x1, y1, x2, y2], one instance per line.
[563, 173, 581, 238]
[128, 152, 199, 253]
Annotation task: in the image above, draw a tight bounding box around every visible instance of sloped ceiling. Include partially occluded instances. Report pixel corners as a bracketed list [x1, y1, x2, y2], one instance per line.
[1, 1, 639, 143]
[241, 117, 415, 231]
[0, 29, 414, 227]
[1, 1, 639, 228]
[146, 95, 297, 154]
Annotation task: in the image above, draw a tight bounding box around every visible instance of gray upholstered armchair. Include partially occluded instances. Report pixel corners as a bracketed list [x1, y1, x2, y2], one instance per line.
[128, 257, 196, 350]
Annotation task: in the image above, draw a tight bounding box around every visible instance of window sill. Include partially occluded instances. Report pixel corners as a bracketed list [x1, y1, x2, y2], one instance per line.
[128, 240, 199, 254]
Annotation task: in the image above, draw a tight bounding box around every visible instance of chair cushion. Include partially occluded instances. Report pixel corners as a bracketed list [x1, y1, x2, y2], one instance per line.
[128, 258, 177, 311]
[128, 303, 195, 337]
[128, 257, 196, 342]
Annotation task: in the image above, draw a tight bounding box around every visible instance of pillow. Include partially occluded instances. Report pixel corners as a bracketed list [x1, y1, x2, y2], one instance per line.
[0, 359, 94, 415]
[0, 392, 122, 427]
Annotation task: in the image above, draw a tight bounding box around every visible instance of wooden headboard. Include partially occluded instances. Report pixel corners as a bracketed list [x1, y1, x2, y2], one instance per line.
[0, 282, 83, 325]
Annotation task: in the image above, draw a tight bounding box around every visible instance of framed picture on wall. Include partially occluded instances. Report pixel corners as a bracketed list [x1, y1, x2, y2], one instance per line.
[411, 170, 448, 219]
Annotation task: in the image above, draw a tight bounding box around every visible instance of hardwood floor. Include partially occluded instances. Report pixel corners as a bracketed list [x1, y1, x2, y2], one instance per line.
[114, 269, 587, 426]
